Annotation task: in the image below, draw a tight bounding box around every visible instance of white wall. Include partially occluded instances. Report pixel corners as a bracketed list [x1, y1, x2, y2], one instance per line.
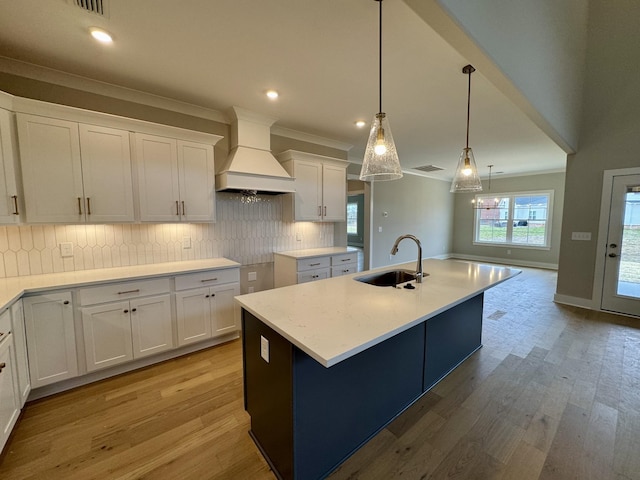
[370, 174, 454, 269]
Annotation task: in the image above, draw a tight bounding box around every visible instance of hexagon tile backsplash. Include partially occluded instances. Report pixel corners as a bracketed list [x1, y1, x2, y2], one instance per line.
[0, 193, 334, 278]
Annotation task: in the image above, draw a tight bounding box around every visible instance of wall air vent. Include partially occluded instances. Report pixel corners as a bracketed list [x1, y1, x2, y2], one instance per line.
[68, 0, 109, 17]
[413, 165, 445, 173]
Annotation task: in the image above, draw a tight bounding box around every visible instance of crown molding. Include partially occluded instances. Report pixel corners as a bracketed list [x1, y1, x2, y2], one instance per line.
[271, 125, 353, 152]
[0, 56, 228, 124]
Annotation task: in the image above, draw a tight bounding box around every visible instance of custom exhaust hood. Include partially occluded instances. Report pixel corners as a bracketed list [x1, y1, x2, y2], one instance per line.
[215, 106, 295, 194]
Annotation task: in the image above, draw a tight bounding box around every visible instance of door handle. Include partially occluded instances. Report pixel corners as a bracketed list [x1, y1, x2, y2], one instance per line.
[608, 253, 618, 258]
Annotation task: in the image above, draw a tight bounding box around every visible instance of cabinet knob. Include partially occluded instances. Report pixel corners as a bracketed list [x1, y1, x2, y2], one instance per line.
[211, 293, 215, 297]
[131, 308, 137, 313]
[124, 309, 129, 313]
[0, 362, 5, 373]
[205, 295, 210, 298]
[63, 300, 70, 305]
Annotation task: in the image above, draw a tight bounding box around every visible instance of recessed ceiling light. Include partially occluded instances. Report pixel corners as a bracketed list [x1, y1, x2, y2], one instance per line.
[266, 90, 279, 100]
[355, 120, 366, 128]
[90, 28, 113, 44]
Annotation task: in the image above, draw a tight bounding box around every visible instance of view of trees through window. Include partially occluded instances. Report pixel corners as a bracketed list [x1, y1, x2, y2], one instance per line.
[474, 192, 551, 248]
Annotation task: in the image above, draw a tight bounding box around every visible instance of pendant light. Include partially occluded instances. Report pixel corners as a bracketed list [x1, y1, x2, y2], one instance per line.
[359, 0, 402, 182]
[450, 64, 482, 192]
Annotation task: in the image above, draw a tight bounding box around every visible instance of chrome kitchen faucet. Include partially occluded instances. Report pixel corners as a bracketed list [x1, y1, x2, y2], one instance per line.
[390, 234, 423, 283]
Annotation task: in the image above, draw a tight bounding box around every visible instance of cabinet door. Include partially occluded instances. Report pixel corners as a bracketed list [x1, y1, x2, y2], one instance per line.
[293, 160, 322, 221]
[79, 124, 134, 223]
[0, 333, 20, 453]
[10, 301, 30, 407]
[210, 283, 240, 337]
[17, 114, 84, 223]
[82, 301, 133, 372]
[130, 294, 173, 359]
[23, 292, 78, 388]
[178, 140, 215, 222]
[175, 287, 212, 346]
[322, 163, 346, 221]
[134, 133, 181, 222]
[0, 109, 20, 224]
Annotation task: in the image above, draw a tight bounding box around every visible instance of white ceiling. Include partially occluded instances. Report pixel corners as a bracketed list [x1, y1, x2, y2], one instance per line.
[0, 0, 567, 181]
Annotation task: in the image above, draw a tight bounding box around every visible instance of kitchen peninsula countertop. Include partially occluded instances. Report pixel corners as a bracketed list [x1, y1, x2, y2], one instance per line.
[273, 246, 360, 259]
[236, 259, 520, 367]
[0, 258, 240, 310]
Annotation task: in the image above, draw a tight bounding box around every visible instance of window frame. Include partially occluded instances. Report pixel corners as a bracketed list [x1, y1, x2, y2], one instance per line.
[472, 189, 554, 250]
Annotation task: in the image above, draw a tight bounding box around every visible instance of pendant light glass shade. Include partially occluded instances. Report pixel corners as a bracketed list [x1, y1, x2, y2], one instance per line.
[450, 147, 482, 192]
[359, 0, 402, 183]
[451, 64, 482, 193]
[360, 112, 402, 181]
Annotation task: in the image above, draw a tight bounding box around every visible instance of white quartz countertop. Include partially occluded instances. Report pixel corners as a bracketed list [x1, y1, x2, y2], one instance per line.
[273, 246, 360, 259]
[0, 258, 240, 310]
[236, 259, 520, 368]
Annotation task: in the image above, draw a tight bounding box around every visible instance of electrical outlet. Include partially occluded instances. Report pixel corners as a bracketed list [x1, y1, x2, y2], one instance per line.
[248, 271, 257, 282]
[378, 226, 383, 233]
[296, 231, 302, 241]
[507, 250, 511, 255]
[260, 336, 269, 363]
[571, 232, 591, 241]
[60, 242, 73, 257]
[182, 236, 192, 249]
[248, 286, 255, 293]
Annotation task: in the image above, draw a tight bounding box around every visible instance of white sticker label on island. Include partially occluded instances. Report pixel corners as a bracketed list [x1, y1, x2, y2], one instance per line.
[260, 335, 270, 363]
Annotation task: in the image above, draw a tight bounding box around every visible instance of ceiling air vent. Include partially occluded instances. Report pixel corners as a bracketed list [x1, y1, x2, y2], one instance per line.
[68, 0, 109, 17]
[413, 164, 445, 173]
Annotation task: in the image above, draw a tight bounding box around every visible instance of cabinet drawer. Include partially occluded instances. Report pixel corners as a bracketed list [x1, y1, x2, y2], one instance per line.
[331, 265, 357, 277]
[78, 278, 170, 306]
[331, 253, 358, 266]
[297, 257, 330, 272]
[297, 268, 330, 284]
[174, 268, 240, 291]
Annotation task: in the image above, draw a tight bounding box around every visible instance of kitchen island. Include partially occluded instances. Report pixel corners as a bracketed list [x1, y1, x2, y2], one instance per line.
[236, 259, 520, 480]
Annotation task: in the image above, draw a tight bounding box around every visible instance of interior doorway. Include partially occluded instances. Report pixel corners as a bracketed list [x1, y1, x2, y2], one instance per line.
[595, 169, 640, 317]
[347, 194, 364, 247]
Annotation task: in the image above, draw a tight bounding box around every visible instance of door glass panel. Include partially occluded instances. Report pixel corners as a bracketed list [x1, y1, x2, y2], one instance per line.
[617, 188, 640, 298]
[347, 202, 358, 234]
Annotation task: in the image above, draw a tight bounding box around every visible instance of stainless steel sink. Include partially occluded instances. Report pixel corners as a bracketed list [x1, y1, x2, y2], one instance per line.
[355, 269, 417, 287]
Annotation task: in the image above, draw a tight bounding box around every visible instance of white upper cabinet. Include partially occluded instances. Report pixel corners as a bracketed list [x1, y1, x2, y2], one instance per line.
[276, 150, 347, 222]
[78, 124, 134, 222]
[0, 108, 21, 224]
[17, 114, 134, 223]
[135, 133, 215, 222]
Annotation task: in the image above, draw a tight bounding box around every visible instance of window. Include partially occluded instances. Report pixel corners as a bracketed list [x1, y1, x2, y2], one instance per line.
[473, 190, 553, 249]
[347, 202, 358, 234]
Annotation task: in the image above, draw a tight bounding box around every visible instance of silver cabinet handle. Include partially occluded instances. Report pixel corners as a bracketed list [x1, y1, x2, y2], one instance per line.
[341, 258, 351, 262]
[324, 206, 327, 216]
[318, 206, 322, 216]
[87, 197, 92, 215]
[309, 263, 321, 267]
[200, 278, 218, 283]
[78, 197, 83, 215]
[118, 289, 140, 295]
[11, 195, 18, 215]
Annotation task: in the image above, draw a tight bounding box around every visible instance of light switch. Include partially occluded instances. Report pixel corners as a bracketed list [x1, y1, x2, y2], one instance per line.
[60, 242, 73, 257]
[260, 335, 269, 363]
[571, 232, 591, 241]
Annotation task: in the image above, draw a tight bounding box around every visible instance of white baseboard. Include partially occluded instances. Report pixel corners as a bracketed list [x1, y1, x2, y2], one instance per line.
[449, 253, 558, 270]
[552, 293, 595, 310]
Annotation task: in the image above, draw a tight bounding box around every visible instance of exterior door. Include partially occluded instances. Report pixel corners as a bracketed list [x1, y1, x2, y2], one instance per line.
[601, 174, 640, 316]
[347, 194, 365, 247]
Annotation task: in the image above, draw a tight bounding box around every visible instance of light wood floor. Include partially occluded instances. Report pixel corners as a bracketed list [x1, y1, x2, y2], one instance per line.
[1, 266, 639, 479]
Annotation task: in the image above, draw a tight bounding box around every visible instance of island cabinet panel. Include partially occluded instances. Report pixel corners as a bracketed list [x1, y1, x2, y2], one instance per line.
[242, 310, 425, 480]
[424, 293, 484, 390]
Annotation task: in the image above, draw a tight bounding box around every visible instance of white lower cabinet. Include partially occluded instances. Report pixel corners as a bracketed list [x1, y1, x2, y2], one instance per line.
[176, 283, 240, 347]
[23, 292, 78, 388]
[275, 250, 359, 287]
[10, 300, 30, 407]
[0, 308, 20, 453]
[175, 269, 240, 347]
[80, 280, 173, 373]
